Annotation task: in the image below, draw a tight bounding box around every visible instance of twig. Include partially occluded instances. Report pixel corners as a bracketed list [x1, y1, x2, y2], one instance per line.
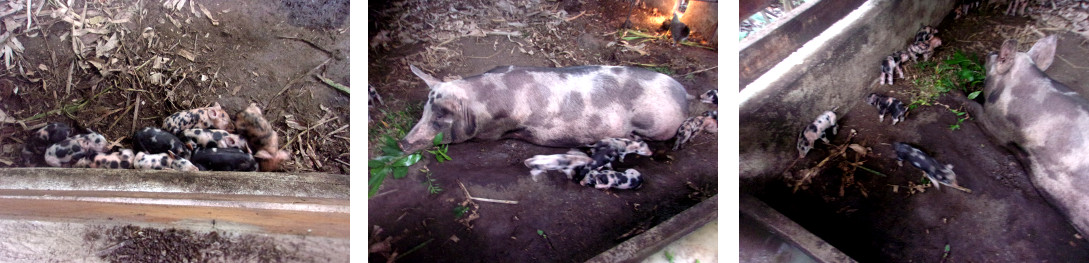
[314, 74, 349, 94]
[65, 61, 73, 95]
[277, 36, 342, 60]
[564, 11, 586, 21]
[485, 30, 522, 37]
[686, 66, 718, 76]
[945, 183, 973, 193]
[793, 129, 857, 193]
[465, 49, 502, 59]
[272, 57, 333, 104]
[132, 93, 140, 135]
[393, 238, 433, 260]
[457, 180, 518, 204]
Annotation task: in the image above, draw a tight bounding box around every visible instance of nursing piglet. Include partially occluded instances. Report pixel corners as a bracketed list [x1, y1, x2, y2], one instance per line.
[161, 102, 233, 134]
[234, 103, 291, 172]
[523, 149, 593, 182]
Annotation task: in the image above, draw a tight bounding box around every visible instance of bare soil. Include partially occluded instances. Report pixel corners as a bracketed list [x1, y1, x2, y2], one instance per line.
[367, 0, 718, 261]
[742, 7, 1089, 262]
[0, 0, 350, 174]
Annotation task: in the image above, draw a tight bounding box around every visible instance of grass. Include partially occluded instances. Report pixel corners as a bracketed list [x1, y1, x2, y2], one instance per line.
[422, 168, 443, 195]
[907, 50, 986, 110]
[454, 205, 470, 218]
[369, 104, 423, 146]
[948, 108, 968, 131]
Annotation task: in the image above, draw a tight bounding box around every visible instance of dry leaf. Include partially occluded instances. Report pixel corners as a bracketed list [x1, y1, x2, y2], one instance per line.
[176, 49, 196, 61]
[197, 3, 219, 26]
[285, 115, 304, 130]
[0, 108, 14, 123]
[848, 144, 867, 156]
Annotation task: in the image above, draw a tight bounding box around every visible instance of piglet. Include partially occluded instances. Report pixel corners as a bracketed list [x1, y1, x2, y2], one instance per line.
[134, 127, 190, 159]
[909, 36, 942, 62]
[523, 149, 593, 182]
[180, 128, 251, 153]
[797, 110, 838, 158]
[86, 149, 136, 169]
[881, 51, 910, 85]
[189, 147, 258, 172]
[22, 122, 74, 165]
[587, 138, 652, 163]
[134, 152, 199, 172]
[954, 0, 980, 19]
[44, 132, 109, 167]
[893, 142, 957, 189]
[673, 115, 718, 150]
[235, 103, 291, 172]
[699, 89, 717, 105]
[162, 102, 233, 134]
[582, 169, 643, 190]
[914, 25, 938, 43]
[865, 93, 908, 125]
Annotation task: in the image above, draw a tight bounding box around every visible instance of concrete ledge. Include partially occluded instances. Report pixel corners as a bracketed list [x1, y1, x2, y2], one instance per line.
[0, 168, 349, 199]
[584, 195, 717, 263]
[740, 194, 855, 263]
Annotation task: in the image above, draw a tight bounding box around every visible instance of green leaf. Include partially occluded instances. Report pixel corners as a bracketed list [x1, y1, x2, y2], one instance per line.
[393, 166, 409, 179]
[454, 206, 469, 218]
[369, 167, 392, 198]
[433, 132, 445, 146]
[369, 159, 390, 168]
[968, 91, 981, 100]
[945, 244, 951, 252]
[955, 111, 966, 116]
[381, 144, 404, 156]
[537, 229, 545, 236]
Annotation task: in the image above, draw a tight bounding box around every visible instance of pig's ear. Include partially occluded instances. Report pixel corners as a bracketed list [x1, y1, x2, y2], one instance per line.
[1028, 35, 1058, 71]
[995, 39, 1019, 74]
[410, 65, 442, 89]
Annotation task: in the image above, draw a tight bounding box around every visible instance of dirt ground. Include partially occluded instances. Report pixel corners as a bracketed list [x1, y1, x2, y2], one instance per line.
[366, 0, 718, 261]
[0, 0, 350, 174]
[741, 6, 1089, 262]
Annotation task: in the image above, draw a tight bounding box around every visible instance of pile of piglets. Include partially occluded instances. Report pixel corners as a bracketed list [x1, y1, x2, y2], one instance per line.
[524, 138, 653, 190]
[22, 102, 290, 172]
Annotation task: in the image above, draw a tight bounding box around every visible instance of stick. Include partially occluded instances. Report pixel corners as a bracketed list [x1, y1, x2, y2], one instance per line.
[458, 180, 518, 204]
[945, 183, 973, 193]
[314, 74, 349, 94]
[132, 93, 140, 134]
[66, 61, 73, 95]
[394, 238, 433, 260]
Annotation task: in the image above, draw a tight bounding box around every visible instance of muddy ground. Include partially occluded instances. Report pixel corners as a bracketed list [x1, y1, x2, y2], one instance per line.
[366, 0, 718, 261]
[742, 6, 1089, 262]
[0, 0, 350, 174]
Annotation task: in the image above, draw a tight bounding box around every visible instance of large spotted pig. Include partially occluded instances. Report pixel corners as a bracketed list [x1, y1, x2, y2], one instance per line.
[133, 152, 199, 171]
[181, 128, 251, 153]
[189, 147, 258, 172]
[44, 133, 109, 167]
[162, 102, 233, 134]
[960, 35, 1089, 236]
[234, 103, 291, 172]
[523, 149, 593, 182]
[134, 127, 190, 159]
[398, 65, 690, 153]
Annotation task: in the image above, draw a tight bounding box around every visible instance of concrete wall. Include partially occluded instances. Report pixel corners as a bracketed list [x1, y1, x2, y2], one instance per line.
[739, 0, 954, 178]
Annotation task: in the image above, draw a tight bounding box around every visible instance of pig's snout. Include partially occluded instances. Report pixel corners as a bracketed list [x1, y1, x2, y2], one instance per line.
[398, 138, 427, 153]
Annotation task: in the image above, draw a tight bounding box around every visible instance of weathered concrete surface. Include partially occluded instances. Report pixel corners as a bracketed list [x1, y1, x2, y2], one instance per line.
[0, 168, 349, 199]
[740, 0, 866, 88]
[0, 168, 349, 262]
[584, 195, 717, 263]
[739, 0, 954, 178]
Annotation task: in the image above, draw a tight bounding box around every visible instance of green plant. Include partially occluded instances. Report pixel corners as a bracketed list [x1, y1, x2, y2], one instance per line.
[454, 205, 470, 218]
[948, 108, 969, 131]
[425, 132, 452, 163]
[665, 250, 675, 263]
[422, 169, 443, 195]
[369, 104, 423, 147]
[369, 135, 423, 198]
[537, 229, 547, 238]
[943, 50, 986, 98]
[908, 50, 986, 109]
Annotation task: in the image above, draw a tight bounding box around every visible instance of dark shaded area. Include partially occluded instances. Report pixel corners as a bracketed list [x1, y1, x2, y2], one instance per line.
[281, 0, 350, 30]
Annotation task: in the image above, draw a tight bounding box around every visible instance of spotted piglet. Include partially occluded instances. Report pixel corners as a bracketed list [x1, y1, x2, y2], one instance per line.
[523, 149, 594, 182]
[587, 138, 653, 163]
[161, 102, 233, 134]
[865, 93, 908, 125]
[908, 36, 942, 62]
[44, 132, 110, 167]
[581, 169, 643, 190]
[699, 89, 717, 105]
[181, 128, 251, 153]
[235, 103, 291, 172]
[85, 149, 136, 169]
[893, 142, 957, 189]
[673, 113, 718, 151]
[914, 25, 938, 43]
[133, 152, 199, 172]
[189, 147, 258, 172]
[22, 122, 74, 165]
[796, 110, 838, 158]
[880, 51, 910, 85]
[134, 127, 191, 159]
